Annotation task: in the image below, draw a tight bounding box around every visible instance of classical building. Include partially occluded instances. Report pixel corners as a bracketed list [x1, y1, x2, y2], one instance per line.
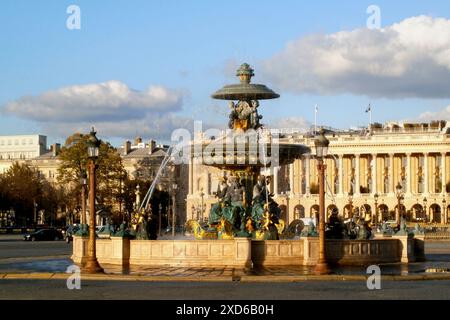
[186, 121, 450, 225]
[0, 135, 188, 226]
[0, 135, 48, 173]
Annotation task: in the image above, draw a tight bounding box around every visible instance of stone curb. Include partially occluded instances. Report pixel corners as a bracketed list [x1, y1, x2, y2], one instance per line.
[1, 272, 450, 282]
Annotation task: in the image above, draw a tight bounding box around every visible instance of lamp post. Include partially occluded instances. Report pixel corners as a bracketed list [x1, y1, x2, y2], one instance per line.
[118, 173, 125, 223]
[423, 197, 428, 223]
[443, 198, 447, 224]
[83, 128, 103, 274]
[314, 129, 330, 275]
[373, 193, 379, 224]
[158, 203, 163, 237]
[79, 170, 87, 225]
[172, 183, 178, 237]
[200, 189, 205, 223]
[33, 200, 38, 227]
[395, 182, 403, 224]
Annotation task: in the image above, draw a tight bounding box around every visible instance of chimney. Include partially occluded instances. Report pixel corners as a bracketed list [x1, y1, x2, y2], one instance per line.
[123, 140, 131, 155]
[51, 143, 61, 157]
[149, 139, 156, 154]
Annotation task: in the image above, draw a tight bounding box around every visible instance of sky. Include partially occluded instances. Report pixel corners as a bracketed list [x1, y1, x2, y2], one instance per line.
[1, 0, 450, 147]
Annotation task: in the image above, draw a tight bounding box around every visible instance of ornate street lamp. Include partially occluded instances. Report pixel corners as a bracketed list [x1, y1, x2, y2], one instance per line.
[79, 170, 87, 225]
[314, 129, 330, 275]
[443, 198, 447, 224]
[33, 200, 38, 226]
[158, 203, 163, 237]
[172, 183, 178, 237]
[373, 193, 379, 224]
[83, 128, 103, 274]
[200, 189, 205, 222]
[395, 182, 403, 224]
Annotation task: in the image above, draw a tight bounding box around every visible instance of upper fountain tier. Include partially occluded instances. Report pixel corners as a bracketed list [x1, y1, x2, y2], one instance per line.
[211, 63, 279, 101]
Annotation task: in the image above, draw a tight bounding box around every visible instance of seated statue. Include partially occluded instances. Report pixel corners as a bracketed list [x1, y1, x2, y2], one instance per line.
[208, 178, 229, 225]
[209, 176, 245, 234]
[251, 175, 281, 230]
[326, 210, 344, 239]
[227, 177, 247, 231]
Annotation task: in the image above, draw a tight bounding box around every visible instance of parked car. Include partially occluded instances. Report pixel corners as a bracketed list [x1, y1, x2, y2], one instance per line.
[64, 225, 80, 243]
[23, 228, 63, 241]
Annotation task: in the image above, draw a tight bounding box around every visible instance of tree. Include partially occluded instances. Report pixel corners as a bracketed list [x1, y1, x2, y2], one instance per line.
[1, 162, 43, 226]
[57, 132, 126, 222]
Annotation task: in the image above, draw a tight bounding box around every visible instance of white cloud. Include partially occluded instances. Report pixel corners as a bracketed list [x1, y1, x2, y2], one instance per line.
[416, 105, 450, 121]
[262, 16, 450, 99]
[44, 113, 195, 141]
[3, 80, 183, 122]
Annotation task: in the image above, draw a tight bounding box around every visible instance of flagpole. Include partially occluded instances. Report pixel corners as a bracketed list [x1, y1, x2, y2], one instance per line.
[314, 104, 318, 134]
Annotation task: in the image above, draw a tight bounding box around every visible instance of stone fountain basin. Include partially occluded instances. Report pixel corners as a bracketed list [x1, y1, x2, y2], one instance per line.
[72, 235, 425, 268]
[191, 141, 310, 169]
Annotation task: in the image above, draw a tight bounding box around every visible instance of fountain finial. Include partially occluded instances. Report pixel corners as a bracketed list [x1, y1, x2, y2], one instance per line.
[236, 63, 254, 84]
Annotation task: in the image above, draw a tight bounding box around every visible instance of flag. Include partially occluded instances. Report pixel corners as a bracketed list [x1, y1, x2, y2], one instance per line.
[315, 104, 318, 113]
[365, 104, 371, 113]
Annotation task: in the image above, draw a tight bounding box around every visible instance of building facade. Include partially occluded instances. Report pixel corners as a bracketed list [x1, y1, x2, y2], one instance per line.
[186, 121, 450, 225]
[0, 135, 48, 173]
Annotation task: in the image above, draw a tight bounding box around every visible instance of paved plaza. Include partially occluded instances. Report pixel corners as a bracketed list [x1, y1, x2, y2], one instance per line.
[1, 279, 450, 300]
[0, 235, 450, 299]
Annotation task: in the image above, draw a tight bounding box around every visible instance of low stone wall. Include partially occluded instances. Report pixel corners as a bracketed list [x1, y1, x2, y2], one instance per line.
[72, 236, 130, 266]
[252, 240, 304, 266]
[72, 236, 424, 268]
[303, 237, 405, 266]
[129, 239, 252, 268]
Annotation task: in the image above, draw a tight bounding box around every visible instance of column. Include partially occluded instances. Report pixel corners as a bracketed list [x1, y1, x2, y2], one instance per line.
[338, 155, 344, 195]
[305, 155, 311, 195]
[355, 154, 360, 195]
[372, 154, 377, 195]
[406, 153, 412, 195]
[442, 153, 447, 194]
[289, 163, 295, 196]
[273, 167, 279, 196]
[424, 153, 429, 195]
[389, 153, 395, 195]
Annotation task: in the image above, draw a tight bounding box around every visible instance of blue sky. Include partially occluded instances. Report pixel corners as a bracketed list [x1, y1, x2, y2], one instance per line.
[1, 0, 450, 146]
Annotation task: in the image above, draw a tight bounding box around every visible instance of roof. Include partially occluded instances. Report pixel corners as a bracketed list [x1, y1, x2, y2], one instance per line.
[120, 147, 168, 159]
[33, 151, 58, 160]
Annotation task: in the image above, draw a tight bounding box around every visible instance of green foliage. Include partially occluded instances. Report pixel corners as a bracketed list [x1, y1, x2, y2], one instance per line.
[57, 132, 126, 221]
[0, 163, 42, 225]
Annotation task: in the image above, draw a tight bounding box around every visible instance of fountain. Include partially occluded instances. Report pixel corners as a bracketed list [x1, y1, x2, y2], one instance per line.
[186, 63, 309, 240]
[72, 63, 427, 269]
